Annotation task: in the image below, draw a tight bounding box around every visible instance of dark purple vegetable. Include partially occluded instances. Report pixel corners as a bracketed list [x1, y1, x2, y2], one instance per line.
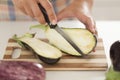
[110, 41, 120, 71]
[0, 61, 45, 80]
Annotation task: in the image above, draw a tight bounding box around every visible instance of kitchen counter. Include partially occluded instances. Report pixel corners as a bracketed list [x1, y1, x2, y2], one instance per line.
[0, 20, 120, 80]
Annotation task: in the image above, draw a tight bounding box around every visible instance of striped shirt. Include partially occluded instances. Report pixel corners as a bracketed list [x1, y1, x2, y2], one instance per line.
[0, 0, 70, 21]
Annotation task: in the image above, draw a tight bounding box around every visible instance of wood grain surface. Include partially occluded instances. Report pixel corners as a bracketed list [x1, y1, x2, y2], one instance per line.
[3, 38, 108, 71]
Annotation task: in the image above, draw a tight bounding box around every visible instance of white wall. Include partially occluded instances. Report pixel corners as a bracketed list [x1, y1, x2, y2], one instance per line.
[92, 0, 120, 20]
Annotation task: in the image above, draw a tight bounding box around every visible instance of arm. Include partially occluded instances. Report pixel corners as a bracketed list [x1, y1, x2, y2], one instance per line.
[57, 0, 97, 34]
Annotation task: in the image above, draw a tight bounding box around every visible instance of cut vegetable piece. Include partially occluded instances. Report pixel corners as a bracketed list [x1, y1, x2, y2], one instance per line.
[13, 34, 62, 64]
[30, 25, 97, 56]
[46, 28, 97, 56]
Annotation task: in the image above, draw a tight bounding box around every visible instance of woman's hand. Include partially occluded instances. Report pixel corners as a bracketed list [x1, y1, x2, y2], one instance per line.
[57, 0, 97, 34]
[12, 0, 57, 24]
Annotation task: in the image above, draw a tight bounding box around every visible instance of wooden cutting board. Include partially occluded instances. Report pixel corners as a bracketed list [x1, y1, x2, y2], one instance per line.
[3, 38, 108, 71]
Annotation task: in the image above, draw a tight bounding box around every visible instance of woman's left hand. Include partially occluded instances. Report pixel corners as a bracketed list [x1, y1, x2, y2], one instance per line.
[57, 0, 97, 34]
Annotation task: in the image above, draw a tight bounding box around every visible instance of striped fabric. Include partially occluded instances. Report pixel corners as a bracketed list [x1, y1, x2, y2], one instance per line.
[0, 0, 70, 21]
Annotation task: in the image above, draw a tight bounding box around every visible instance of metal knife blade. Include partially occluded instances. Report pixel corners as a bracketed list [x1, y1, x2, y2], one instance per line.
[54, 25, 84, 56]
[38, 3, 85, 56]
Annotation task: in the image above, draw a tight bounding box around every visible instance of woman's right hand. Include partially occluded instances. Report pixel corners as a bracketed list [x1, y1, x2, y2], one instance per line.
[12, 0, 57, 24]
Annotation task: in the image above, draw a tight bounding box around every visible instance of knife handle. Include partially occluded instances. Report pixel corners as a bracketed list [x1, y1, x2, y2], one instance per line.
[38, 3, 57, 28]
[38, 3, 51, 25]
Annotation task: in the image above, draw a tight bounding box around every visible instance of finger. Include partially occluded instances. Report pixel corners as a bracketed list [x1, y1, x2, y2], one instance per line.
[29, 0, 46, 24]
[93, 22, 98, 36]
[39, 0, 57, 24]
[85, 18, 98, 39]
[86, 18, 96, 34]
[86, 20, 98, 36]
[22, 0, 34, 18]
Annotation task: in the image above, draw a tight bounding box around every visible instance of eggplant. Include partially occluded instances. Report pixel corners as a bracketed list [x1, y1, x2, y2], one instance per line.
[13, 34, 62, 64]
[30, 25, 97, 56]
[0, 61, 45, 80]
[106, 66, 120, 80]
[105, 41, 120, 80]
[110, 41, 120, 71]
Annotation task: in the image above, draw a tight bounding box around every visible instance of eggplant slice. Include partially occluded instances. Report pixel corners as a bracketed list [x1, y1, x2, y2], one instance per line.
[45, 28, 97, 56]
[30, 25, 97, 56]
[15, 36, 62, 64]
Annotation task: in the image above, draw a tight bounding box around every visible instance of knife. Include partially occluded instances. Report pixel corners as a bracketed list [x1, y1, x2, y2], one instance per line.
[38, 3, 85, 56]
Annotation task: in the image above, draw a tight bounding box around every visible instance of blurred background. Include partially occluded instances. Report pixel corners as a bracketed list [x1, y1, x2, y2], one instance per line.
[0, 0, 120, 21]
[93, 0, 120, 20]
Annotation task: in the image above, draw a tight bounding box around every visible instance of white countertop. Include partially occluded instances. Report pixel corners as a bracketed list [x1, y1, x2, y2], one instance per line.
[0, 20, 120, 80]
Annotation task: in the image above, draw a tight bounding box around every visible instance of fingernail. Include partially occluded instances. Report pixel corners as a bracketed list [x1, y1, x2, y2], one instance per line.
[52, 20, 57, 25]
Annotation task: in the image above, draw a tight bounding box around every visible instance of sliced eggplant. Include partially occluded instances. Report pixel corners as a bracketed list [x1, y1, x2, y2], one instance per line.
[13, 34, 62, 64]
[31, 25, 97, 56]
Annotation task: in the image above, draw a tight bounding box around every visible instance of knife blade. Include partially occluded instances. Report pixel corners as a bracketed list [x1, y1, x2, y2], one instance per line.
[38, 3, 85, 56]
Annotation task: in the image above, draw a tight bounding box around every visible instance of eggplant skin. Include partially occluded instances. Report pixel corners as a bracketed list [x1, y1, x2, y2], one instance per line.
[110, 41, 120, 71]
[37, 55, 60, 64]
[0, 61, 45, 80]
[21, 41, 61, 64]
